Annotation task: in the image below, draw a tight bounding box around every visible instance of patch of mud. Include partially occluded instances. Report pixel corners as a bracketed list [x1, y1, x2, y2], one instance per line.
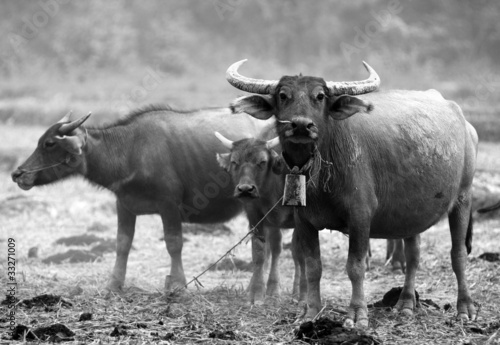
[28, 246, 38, 258]
[209, 329, 236, 340]
[11, 323, 75, 342]
[295, 317, 380, 344]
[42, 249, 100, 264]
[20, 294, 72, 309]
[208, 257, 253, 272]
[55, 234, 103, 246]
[90, 239, 116, 255]
[478, 252, 500, 262]
[1, 295, 20, 305]
[182, 222, 232, 235]
[368, 287, 420, 308]
[79, 312, 92, 321]
[110, 324, 129, 337]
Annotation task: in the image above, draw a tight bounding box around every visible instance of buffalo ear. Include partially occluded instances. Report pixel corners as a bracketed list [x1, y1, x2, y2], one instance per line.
[54, 135, 84, 155]
[216, 153, 231, 171]
[328, 95, 374, 120]
[230, 95, 275, 120]
[270, 150, 285, 175]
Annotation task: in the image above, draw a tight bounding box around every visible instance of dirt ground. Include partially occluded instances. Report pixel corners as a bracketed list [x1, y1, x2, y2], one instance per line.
[1, 124, 500, 344]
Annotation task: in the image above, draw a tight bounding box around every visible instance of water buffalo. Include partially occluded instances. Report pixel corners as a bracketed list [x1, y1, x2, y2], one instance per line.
[11, 106, 267, 292]
[224, 60, 478, 328]
[214, 131, 299, 303]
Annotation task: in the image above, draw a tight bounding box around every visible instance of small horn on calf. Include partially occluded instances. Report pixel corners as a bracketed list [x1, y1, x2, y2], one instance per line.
[326, 61, 380, 96]
[226, 59, 278, 95]
[59, 112, 91, 135]
[57, 110, 73, 123]
[266, 137, 280, 150]
[54, 135, 84, 155]
[214, 131, 234, 149]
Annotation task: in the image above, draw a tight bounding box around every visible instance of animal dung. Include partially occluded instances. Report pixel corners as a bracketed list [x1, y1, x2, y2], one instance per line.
[283, 174, 306, 206]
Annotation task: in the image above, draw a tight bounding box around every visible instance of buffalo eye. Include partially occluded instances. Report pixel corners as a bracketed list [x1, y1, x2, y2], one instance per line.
[257, 160, 267, 169]
[316, 92, 325, 101]
[279, 92, 288, 101]
[44, 141, 56, 149]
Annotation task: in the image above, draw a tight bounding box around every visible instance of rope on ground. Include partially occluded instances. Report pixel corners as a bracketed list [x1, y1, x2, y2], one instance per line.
[181, 195, 284, 290]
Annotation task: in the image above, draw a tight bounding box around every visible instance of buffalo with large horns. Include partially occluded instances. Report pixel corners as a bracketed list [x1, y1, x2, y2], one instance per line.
[225, 60, 478, 328]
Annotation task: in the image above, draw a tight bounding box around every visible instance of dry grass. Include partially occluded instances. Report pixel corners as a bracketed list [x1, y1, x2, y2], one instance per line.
[1, 124, 500, 344]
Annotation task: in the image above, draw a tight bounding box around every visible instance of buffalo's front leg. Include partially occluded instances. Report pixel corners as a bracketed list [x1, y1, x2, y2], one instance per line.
[291, 229, 306, 301]
[265, 225, 282, 297]
[344, 226, 370, 329]
[248, 219, 268, 304]
[394, 235, 420, 315]
[108, 200, 137, 291]
[295, 218, 322, 319]
[160, 204, 186, 290]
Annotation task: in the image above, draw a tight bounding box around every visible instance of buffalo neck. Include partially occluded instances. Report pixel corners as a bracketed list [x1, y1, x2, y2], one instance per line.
[82, 126, 133, 190]
[312, 120, 360, 194]
[281, 141, 316, 169]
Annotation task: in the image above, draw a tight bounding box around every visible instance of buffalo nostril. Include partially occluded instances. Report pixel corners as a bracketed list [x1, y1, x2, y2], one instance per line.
[307, 122, 315, 129]
[291, 122, 298, 129]
[11, 169, 23, 181]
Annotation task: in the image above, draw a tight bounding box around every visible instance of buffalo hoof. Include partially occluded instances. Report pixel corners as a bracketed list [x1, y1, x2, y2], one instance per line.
[106, 281, 124, 293]
[248, 288, 266, 305]
[456, 300, 476, 322]
[399, 308, 413, 317]
[344, 306, 369, 329]
[253, 298, 265, 306]
[343, 317, 368, 329]
[164, 275, 186, 291]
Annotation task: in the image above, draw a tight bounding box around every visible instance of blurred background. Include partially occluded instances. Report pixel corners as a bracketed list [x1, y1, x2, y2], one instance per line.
[0, 0, 499, 139]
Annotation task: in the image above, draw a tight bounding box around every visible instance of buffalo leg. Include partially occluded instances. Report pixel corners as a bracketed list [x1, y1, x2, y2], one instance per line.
[160, 204, 186, 290]
[448, 198, 476, 321]
[108, 200, 137, 291]
[344, 225, 370, 329]
[265, 225, 282, 297]
[248, 220, 267, 304]
[394, 235, 420, 315]
[291, 229, 306, 301]
[295, 218, 322, 320]
[386, 239, 405, 272]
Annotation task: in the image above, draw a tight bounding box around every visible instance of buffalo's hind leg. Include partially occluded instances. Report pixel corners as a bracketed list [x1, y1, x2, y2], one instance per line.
[108, 200, 137, 292]
[449, 198, 476, 321]
[394, 235, 420, 316]
[160, 202, 186, 291]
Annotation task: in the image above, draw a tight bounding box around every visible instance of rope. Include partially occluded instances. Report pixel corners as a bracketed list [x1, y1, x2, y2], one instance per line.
[182, 195, 284, 290]
[19, 156, 70, 173]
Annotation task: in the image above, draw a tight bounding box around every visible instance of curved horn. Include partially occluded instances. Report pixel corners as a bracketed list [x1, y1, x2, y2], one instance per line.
[57, 110, 73, 123]
[214, 131, 234, 149]
[326, 61, 380, 96]
[59, 112, 91, 135]
[266, 136, 280, 150]
[226, 59, 278, 95]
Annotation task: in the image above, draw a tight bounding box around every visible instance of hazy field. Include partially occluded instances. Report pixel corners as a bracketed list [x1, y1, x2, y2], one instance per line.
[1, 122, 500, 344]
